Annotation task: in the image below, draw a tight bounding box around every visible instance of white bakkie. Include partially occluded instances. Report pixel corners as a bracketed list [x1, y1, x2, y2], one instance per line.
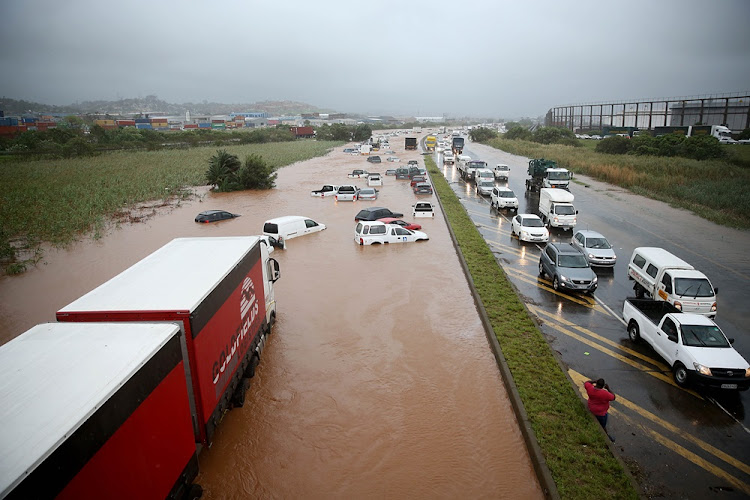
[538, 188, 577, 230]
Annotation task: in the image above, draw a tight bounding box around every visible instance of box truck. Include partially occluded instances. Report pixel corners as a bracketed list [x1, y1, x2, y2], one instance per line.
[538, 188, 577, 230]
[0, 323, 200, 499]
[57, 237, 281, 447]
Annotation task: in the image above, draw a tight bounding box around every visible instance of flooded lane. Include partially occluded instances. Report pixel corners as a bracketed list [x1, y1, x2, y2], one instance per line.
[0, 142, 543, 498]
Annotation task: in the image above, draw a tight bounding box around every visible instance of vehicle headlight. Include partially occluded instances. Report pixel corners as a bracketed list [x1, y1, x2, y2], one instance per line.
[674, 301, 682, 311]
[588, 253, 595, 259]
[521, 230, 529, 237]
[560, 275, 568, 282]
[694, 363, 712, 376]
[592, 276, 598, 283]
[745, 368, 750, 378]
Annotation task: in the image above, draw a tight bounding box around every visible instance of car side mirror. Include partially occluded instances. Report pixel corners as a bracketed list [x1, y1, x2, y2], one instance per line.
[729, 338, 735, 344]
[576, 210, 579, 214]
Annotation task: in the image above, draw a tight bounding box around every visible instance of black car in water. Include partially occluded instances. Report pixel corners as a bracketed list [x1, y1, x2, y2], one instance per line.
[195, 210, 240, 223]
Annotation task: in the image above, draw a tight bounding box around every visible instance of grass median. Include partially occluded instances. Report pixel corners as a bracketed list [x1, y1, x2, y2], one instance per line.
[426, 156, 639, 499]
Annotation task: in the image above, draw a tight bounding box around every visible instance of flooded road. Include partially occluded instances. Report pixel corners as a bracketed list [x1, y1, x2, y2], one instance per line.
[0, 141, 543, 498]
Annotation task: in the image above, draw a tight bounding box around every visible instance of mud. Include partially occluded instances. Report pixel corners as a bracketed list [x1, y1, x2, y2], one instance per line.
[0, 139, 543, 498]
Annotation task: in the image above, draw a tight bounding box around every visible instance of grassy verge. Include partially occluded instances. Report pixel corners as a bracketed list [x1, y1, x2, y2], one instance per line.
[485, 138, 750, 229]
[0, 140, 342, 273]
[426, 156, 639, 499]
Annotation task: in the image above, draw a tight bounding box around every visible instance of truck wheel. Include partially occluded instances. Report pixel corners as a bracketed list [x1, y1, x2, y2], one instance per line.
[538, 262, 545, 277]
[628, 322, 640, 342]
[245, 353, 260, 378]
[552, 276, 560, 291]
[673, 363, 689, 387]
[231, 377, 249, 407]
[188, 484, 203, 500]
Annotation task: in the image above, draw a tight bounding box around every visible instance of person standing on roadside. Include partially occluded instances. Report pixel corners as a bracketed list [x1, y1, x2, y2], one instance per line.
[584, 378, 616, 442]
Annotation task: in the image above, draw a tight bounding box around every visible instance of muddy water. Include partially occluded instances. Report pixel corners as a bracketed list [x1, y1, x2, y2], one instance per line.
[0, 142, 543, 498]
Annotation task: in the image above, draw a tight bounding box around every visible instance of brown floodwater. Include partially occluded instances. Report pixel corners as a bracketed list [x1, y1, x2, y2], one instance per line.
[0, 142, 543, 499]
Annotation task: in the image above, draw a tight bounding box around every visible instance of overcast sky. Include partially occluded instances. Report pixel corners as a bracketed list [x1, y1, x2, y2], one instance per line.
[2, 0, 749, 119]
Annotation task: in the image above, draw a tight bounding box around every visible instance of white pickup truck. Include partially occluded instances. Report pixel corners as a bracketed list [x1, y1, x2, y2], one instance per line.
[623, 299, 749, 391]
[310, 184, 339, 197]
[334, 185, 359, 201]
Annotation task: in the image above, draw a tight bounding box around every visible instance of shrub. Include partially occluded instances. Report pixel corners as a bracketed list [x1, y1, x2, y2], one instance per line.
[469, 127, 498, 142]
[238, 154, 277, 189]
[532, 126, 577, 145]
[504, 126, 532, 141]
[678, 135, 726, 161]
[595, 136, 632, 155]
[205, 149, 276, 191]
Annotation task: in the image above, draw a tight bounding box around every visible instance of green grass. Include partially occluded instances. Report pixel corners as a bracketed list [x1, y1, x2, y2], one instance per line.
[0, 141, 342, 272]
[486, 138, 750, 229]
[426, 156, 639, 499]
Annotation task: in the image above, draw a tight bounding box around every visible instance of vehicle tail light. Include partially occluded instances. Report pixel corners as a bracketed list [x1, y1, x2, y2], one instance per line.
[359, 238, 364, 245]
[711, 302, 717, 312]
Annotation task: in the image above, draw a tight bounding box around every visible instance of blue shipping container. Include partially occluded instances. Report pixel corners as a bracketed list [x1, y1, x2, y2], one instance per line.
[198, 123, 211, 128]
[0, 117, 19, 126]
[135, 123, 153, 129]
[135, 118, 150, 124]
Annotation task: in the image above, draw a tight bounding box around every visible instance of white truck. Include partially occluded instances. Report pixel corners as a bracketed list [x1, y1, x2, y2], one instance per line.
[623, 299, 749, 391]
[310, 184, 339, 197]
[628, 247, 717, 318]
[543, 167, 572, 189]
[538, 188, 577, 230]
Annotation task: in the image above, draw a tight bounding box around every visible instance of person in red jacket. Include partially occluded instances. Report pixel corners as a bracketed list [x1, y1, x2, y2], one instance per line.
[584, 378, 616, 442]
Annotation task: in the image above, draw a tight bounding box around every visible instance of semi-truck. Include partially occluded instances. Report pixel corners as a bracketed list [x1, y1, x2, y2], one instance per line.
[0, 322, 201, 499]
[425, 135, 437, 151]
[652, 125, 732, 141]
[57, 236, 282, 447]
[451, 136, 465, 155]
[526, 158, 572, 192]
[538, 188, 577, 230]
[405, 137, 418, 150]
[623, 299, 748, 390]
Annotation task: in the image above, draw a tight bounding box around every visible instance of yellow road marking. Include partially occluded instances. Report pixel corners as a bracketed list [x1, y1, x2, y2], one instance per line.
[569, 369, 750, 477]
[532, 306, 669, 372]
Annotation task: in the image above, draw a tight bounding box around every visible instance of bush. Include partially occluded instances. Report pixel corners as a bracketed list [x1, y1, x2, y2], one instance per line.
[238, 154, 277, 189]
[469, 127, 498, 142]
[595, 136, 632, 155]
[532, 126, 577, 145]
[205, 149, 276, 191]
[504, 126, 533, 141]
[678, 135, 726, 161]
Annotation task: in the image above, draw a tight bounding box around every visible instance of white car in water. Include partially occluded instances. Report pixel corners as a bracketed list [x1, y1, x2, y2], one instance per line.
[511, 214, 549, 243]
[354, 221, 429, 246]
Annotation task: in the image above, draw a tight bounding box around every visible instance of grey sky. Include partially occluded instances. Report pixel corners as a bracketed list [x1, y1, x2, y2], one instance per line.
[2, 0, 749, 118]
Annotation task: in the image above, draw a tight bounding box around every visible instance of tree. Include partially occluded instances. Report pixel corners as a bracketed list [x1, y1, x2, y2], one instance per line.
[469, 127, 498, 142]
[504, 126, 532, 141]
[595, 136, 631, 155]
[238, 154, 277, 189]
[205, 149, 241, 190]
[353, 124, 372, 142]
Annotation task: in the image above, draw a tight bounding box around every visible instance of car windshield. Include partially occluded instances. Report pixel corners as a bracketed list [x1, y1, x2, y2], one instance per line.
[558, 254, 589, 268]
[555, 205, 576, 215]
[547, 171, 571, 180]
[522, 218, 543, 227]
[480, 181, 494, 187]
[585, 237, 611, 249]
[681, 324, 730, 348]
[497, 166, 509, 171]
[499, 191, 515, 198]
[674, 278, 714, 297]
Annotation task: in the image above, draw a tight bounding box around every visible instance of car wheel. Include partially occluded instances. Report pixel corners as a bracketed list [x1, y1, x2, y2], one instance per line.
[552, 276, 560, 291]
[628, 321, 640, 342]
[538, 261, 545, 277]
[673, 363, 689, 387]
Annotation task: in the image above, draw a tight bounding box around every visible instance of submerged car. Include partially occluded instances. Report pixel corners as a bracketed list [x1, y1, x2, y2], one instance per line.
[413, 201, 435, 218]
[571, 230, 617, 267]
[385, 168, 397, 176]
[354, 221, 429, 246]
[539, 242, 598, 294]
[413, 182, 433, 195]
[366, 156, 382, 163]
[357, 187, 379, 201]
[195, 210, 240, 223]
[354, 206, 404, 221]
[510, 214, 549, 243]
[377, 217, 422, 230]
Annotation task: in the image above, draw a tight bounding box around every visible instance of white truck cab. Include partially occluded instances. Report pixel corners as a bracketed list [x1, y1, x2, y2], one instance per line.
[628, 247, 717, 318]
[543, 168, 572, 189]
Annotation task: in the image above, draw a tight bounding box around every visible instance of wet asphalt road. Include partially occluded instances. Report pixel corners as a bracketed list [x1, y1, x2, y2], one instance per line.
[434, 139, 750, 499]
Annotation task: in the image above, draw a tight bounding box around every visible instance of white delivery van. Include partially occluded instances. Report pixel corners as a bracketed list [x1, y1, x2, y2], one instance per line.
[627, 247, 718, 318]
[538, 188, 577, 230]
[263, 216, 326, 243]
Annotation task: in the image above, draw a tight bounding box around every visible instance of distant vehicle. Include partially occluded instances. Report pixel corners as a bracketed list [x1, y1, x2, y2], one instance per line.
[412, 201, 435, 218]
[425, 135, 437, 151]
[451, 136, 465, 155]
[367, 156, 382, 163]
[310, 184, 339, 197]
[263, 215, 326, 242]
[385, 169, 397, 176]
[407, 160, 419, 167]
[367, 173, 383, 186]
[354, 221, 429, 246]
[410, 175, 427, 187]
[476, 179, 495, 196]
[377, 217, 422, 230]
[413, 182, 433, 195]
[195, 210, 240, 223]
[395, 168, 410, 179]
[539, 242, 598, 294]
[335, 185, 359, 201]
[354, 206, 404, 221]
[443, 153, 455, 165]
[510, 214, 549, 243]
[386, 156, 401, 162]
[494, 164, 510, 180]
[405, 137, 418, 150]
[571, 230, 617, 267]
[357, 187, 379, 201]
[348, 169, 369, 178]
[342, 147, 358, 153]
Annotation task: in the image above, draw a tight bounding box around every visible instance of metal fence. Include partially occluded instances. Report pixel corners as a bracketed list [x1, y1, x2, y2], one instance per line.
[546, 92, 750, 132]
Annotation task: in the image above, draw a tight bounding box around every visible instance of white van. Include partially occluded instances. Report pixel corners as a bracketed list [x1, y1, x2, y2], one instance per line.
[627, 247, 717, 318]
[262, 216, 326, 243]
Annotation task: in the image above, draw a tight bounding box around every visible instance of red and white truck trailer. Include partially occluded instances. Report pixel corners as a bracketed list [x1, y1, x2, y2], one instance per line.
[0, 322, 199, 499]
[56, 236, 281, 447]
